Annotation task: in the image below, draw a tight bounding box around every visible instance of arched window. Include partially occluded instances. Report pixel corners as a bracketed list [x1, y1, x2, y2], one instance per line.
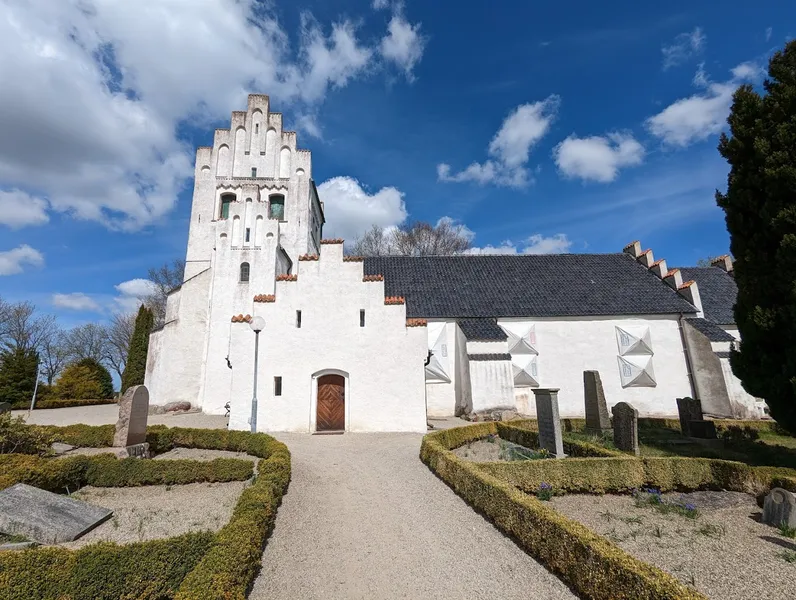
[240, 262, 250, 283]
[269, 194, 285, 220]
[219, 193, 235, 219]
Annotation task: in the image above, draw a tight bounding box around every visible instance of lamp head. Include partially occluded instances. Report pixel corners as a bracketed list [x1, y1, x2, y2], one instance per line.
[250, 316, 265, 333]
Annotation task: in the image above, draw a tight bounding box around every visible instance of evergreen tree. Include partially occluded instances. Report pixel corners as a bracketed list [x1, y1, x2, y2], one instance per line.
[121, 305, 154, 393]
[0, 348, 39, 405]
[56, 357, 114, 400]
[716, 40, 796, 432]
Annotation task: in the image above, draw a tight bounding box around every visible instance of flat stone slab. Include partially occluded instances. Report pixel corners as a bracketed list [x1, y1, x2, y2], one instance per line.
[0, 484, 112, 544]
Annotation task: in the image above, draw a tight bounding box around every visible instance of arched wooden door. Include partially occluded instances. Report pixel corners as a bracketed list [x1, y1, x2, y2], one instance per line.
[316, 374, 345, 432]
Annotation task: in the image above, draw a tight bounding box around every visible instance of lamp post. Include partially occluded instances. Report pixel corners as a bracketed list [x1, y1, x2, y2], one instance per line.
[249, 316, 265, 433]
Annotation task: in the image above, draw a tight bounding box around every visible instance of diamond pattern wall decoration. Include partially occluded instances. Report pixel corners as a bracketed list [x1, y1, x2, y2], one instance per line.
[617, 355, 657, 388]
[615, 326, 653, 356]
[426, 322, 451, 383]
[511, 354, 539, 387]
[499, 322, 538, 355]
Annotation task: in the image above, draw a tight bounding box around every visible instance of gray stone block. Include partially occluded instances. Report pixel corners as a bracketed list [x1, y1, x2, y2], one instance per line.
[532, 388, 565, 458]
[688, 420, 717, 439]
[0, 484, 112, 544]
[583, 370, 611, 434]
[612, 402, 639, 456]
[676, 397, 702, 436]
[114, 385, 149, 447]
[763, 488, 796, 528]
[0, 542, 39, 551]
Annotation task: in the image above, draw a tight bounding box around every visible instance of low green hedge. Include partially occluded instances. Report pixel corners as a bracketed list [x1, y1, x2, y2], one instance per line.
[0, 424, 291, 600]
[8, 398, 118, 411]
[421, 427, 706, 600]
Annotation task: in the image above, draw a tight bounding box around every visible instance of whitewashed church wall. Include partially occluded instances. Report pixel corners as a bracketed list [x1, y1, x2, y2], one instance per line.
[466, 340, 510, 354]
[425, 321, 459, 417]
[498, 316, 692, 418]
[719, 358, 764, 419]
[227, 243, 428, 432]
[453, 325, 473, 415]
[469, 360, 515, 412]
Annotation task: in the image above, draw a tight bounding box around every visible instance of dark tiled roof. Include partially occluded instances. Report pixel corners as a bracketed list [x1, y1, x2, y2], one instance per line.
[363, 254, 697, 319]
[458, 318, 507, 341]
[679, 267, 737, 325]
[715, 351, 731, 359]
[686, 318, 736, 342]
[468, 353, 512, 361]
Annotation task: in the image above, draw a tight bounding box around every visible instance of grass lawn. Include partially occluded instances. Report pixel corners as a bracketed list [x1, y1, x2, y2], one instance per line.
[564, 426, 796, 469]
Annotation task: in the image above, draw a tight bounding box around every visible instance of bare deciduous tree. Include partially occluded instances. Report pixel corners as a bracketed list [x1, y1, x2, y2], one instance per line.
[39, 327, 69, 385]
[147, 259, 185, 326]
[348, 220, 472, 257]
[63, 323, 107, 363]
[0, 301, 56, 352]
[103, 312, 136, 380]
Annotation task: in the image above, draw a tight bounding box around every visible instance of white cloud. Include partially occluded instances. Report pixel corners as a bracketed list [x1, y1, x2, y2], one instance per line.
[765, 27, 772, 42]
[0, 0, 422, 231]
[317, 176, 408, 241]
[114, 278, 157, 313]
[438, 96, 560, 188]
[51, 292, 101, 312]
[553, 133, 644, 183]
[372, 0, 390, 9]
[0, 244, 44, 275]
[0, 190, 49, 229]
[296, 113, 323, 139]
[646, 61, 762, 147]
[465, 234, 572, 255]
[662, 27, 705, 70]
[380, 15, 426, 79]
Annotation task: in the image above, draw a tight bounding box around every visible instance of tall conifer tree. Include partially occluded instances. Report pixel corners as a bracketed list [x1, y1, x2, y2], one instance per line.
[121, 305, 154, 394]
[717, 41, 796, 431]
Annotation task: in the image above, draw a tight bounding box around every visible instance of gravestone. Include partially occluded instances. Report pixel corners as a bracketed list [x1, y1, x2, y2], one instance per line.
[762, 488, 796, 528]
[676, 397, 702, 437]
[113, 385, 150, 458]
[0, 484, 112, 544]
[532, 388, 565, 458]
[0, 402, 11, 414]
[688, 420, 717, 439]
[583, 370, 611, 434]
[612, 402, 639, 456]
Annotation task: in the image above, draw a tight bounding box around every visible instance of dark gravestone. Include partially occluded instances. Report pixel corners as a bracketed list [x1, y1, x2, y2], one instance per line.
[676, 397, 702, 436]
[612, 402, 639, 456]
[0, 402, 11, 414]
[0, 484, 112, 544]
[688, 420, 717, 439]
[583, 370, 611, 434]
[763, 488, 796, 528]
[532, 388, 565, 458]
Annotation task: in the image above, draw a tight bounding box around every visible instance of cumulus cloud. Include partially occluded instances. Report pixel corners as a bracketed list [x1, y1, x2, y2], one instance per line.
[380, 15, 427, 79]
[51, 292, 101, 312]
[465, 234, 572, 255]
[646, 61, 762, 147]
[0, 244, 44, 276]
[372, 0, 390, 9]
[438, 96, 560, 188]
[317, 176, 408, 242]
[113, 278, 157, 313]
[0, 190, 49, 229]
[0, 0, 424, 231]
[662, 27, 705, 70]
[553, 133, 644, 183]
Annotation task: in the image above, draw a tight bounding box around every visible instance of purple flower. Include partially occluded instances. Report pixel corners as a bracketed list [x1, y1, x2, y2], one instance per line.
[540, 482, 552, 490]
[685, 503, 696, 511]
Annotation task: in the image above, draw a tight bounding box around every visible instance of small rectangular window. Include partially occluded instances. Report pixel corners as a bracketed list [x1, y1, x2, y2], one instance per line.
[245, 228, 251, 242]
[274, 376, 282, 396]
[296, 310, 302, 328]
[251, 167, 257, 178]
[360, 310, 365, 327]
[255, 124, 259, 133]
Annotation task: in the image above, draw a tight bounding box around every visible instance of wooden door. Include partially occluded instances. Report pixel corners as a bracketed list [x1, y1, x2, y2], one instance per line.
[317, 374, 345, 431]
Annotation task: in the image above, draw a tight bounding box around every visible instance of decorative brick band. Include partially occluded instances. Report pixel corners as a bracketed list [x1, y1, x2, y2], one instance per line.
[678, 280, 695, 290]
[664, 268, 680, 278]
[298, 254, 319, 261]
[253, 294, 276, 303]
[385, 296, 405, 305]
[343, 256, 365, 262]
[363, 275, 384, 282]
[406, 318, 427, 327]
[231, 314, 253, 323]
[276, 274, 297, 282]
[623, 240, 640, 250]
[650, 259, 665, 268]
[320, 238, 344, 245]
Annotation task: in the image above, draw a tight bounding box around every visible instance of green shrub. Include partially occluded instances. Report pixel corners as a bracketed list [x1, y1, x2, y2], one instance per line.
[0, 413, 53, 456]
[0, 348, 38, 406]
[420, 428, 706, 600]
[121, 305, 154, 394]
[10, 397, 118, 411]
[56, 359, 114, 400]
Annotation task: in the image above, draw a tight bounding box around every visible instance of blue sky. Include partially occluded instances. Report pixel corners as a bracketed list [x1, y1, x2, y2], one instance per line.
[0, 0, 793, 328]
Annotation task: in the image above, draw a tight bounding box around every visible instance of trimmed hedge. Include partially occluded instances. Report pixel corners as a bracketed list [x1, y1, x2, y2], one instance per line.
[0, 424, 291, 600]
[421, 426, 706, 600]
[9, 397, 118, 411]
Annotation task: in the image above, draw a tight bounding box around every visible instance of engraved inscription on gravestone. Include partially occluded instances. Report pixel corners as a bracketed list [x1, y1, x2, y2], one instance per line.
[532, 388, 565, 458]
[612, 401, 639, 456]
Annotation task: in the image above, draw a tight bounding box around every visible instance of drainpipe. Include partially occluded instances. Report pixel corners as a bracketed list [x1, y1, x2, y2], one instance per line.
[677, 313, 698, 400]
[424, 350, 433, 430]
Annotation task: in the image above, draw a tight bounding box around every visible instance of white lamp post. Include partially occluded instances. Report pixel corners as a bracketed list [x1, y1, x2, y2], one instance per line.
[249, 316, 265, 433]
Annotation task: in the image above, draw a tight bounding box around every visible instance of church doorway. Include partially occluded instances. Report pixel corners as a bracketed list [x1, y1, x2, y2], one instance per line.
[316, 374, 345, 432]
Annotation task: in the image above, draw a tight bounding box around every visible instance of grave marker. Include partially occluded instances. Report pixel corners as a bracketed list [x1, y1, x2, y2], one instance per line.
[763, 488, 796, 528]
[113, 385, 150, 458]
[612, 401, 639, 456]
[532, 388, 565, 458]
[676, 397, 702, 437]
[583, 370, 611, 434]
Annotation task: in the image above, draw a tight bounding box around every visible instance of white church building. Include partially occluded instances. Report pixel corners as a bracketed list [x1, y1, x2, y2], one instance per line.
[145, 94, 763, 433]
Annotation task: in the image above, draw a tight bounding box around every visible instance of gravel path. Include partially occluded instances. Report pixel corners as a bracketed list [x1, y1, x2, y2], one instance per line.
[552, 492, 796, 600]
[62, 481, 246, 549]
[250, 433, 574, 600]
[12, 405, 227, 429]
